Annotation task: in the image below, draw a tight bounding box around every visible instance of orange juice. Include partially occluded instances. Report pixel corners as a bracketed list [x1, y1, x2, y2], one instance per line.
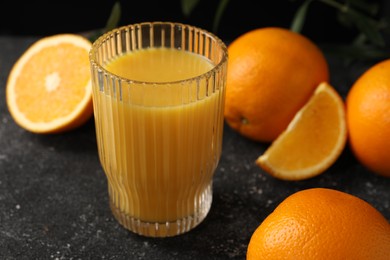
[92, 47, 226, 235]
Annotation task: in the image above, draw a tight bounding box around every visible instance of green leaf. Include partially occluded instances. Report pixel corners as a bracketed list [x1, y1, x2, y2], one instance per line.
[337, 10, 354, 29]
[346, 0, 379, 16]
[290, 0, 313, 33]
[352, 32, 368, 45]
[345, 9, 385, 47]
[104, 2, 121, 33]
[321, 43, 390, 61]
[181, 0, 201, 17]
[87, 2, 121, 42]
[212, 0, 230, 33]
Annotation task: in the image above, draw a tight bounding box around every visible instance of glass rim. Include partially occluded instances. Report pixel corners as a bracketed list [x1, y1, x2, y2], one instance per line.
[89, 21, 228, 85]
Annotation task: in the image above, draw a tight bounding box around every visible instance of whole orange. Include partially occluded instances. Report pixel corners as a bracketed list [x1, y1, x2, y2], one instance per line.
[346, 59, 390, 177]
[224, 27, 329, 142]
[247, 188, 390, 260]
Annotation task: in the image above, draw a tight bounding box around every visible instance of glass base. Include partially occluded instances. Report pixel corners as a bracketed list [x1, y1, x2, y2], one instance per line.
[109, 184, 213, 237]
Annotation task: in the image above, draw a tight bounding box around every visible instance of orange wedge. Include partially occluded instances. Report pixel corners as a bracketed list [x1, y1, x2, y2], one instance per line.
[6, 34, 93, 134]
[256, 82, 347, 181]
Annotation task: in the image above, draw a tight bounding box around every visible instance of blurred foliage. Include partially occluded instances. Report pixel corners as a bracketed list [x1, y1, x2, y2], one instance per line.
[290, 0, 390, 61]
[181, 0, 390, 61]
[181, 0, 230, 33]
[89, 1, 121, 42]
[92, 0, 389, 61]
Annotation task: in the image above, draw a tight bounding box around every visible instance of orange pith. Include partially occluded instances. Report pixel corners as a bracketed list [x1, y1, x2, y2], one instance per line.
[6, 34, 93, 134]
[256, 82, 347, 180]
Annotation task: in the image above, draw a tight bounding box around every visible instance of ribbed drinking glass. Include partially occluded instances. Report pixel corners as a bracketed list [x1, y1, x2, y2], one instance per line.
[89, 22, 228, 237]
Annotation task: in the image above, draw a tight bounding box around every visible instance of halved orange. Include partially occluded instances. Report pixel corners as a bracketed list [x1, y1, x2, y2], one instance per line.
[256, 82, 347, 181]
[6, 34, 93, 134]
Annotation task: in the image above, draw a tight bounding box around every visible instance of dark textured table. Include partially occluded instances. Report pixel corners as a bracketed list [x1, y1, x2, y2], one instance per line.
[0, 35, 389, 259]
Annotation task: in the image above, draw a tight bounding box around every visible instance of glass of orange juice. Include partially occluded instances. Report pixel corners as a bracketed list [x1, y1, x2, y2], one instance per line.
[89, 22, 228, 237]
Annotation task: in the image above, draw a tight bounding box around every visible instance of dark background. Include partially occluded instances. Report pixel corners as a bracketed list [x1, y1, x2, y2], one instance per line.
[1, 1, 390, 258]
[1, 0, 389, 44]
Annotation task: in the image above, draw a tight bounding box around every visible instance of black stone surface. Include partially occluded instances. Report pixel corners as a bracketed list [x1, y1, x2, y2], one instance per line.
[0, 36, 389, 259]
